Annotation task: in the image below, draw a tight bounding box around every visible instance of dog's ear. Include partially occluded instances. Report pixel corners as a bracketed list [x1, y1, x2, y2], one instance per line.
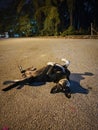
[50, 85, 58, 93]
[50, 83, 62, 94]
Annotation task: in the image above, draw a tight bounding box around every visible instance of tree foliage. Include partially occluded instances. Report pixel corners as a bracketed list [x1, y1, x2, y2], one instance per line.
[18, 15, 31, 36]
[0, 0, 98, 36]
[35, 6, 60, 35]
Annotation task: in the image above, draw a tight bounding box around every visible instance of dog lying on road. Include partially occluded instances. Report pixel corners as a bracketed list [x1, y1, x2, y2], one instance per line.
[2, 59, 71, 98]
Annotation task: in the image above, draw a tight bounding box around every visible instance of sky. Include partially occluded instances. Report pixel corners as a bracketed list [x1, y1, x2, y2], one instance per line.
[0, 0, 13, 9]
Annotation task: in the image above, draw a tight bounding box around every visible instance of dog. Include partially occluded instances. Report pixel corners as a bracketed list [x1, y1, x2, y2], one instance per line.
[2, 58, 71, 98]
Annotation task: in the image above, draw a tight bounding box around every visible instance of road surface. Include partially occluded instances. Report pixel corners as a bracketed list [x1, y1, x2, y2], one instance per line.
[0, 38, 98, 130]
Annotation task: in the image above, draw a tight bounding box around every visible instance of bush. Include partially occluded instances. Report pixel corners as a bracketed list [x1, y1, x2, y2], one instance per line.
[61, 26, 76, 36]
[40, 29, 54, 36]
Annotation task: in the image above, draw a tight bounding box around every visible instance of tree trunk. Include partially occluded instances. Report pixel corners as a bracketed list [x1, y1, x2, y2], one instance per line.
[70, 10, 73, 26]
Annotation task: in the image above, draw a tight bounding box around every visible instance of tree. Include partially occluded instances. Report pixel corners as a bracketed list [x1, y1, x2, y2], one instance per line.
[43, 6, 60, 35]
[66, 0, 76, 26]
[18, 15, 32, 36]
[35, 6, 60, 35]
[92, 0, 98, 30]
[0, 0, 97, 36]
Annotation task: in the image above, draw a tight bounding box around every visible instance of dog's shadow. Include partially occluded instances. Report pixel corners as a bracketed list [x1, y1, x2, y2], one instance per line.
[70, 72, 93, 94]
[2, 72, 93, 95]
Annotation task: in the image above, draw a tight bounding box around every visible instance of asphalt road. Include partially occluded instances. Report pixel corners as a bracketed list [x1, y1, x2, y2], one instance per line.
[0, 38, 98, 130]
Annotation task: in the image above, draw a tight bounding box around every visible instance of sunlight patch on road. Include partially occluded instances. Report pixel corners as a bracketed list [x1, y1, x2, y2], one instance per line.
[40, 54, 47, 57]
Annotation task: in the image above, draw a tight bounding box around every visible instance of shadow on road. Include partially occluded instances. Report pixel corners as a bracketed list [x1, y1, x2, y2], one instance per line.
[2, 72, 93, 95]
[70, 72, 93, 94]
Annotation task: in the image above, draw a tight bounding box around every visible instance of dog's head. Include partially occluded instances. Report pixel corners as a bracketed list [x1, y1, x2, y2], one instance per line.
[59, 78, 70, 87]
